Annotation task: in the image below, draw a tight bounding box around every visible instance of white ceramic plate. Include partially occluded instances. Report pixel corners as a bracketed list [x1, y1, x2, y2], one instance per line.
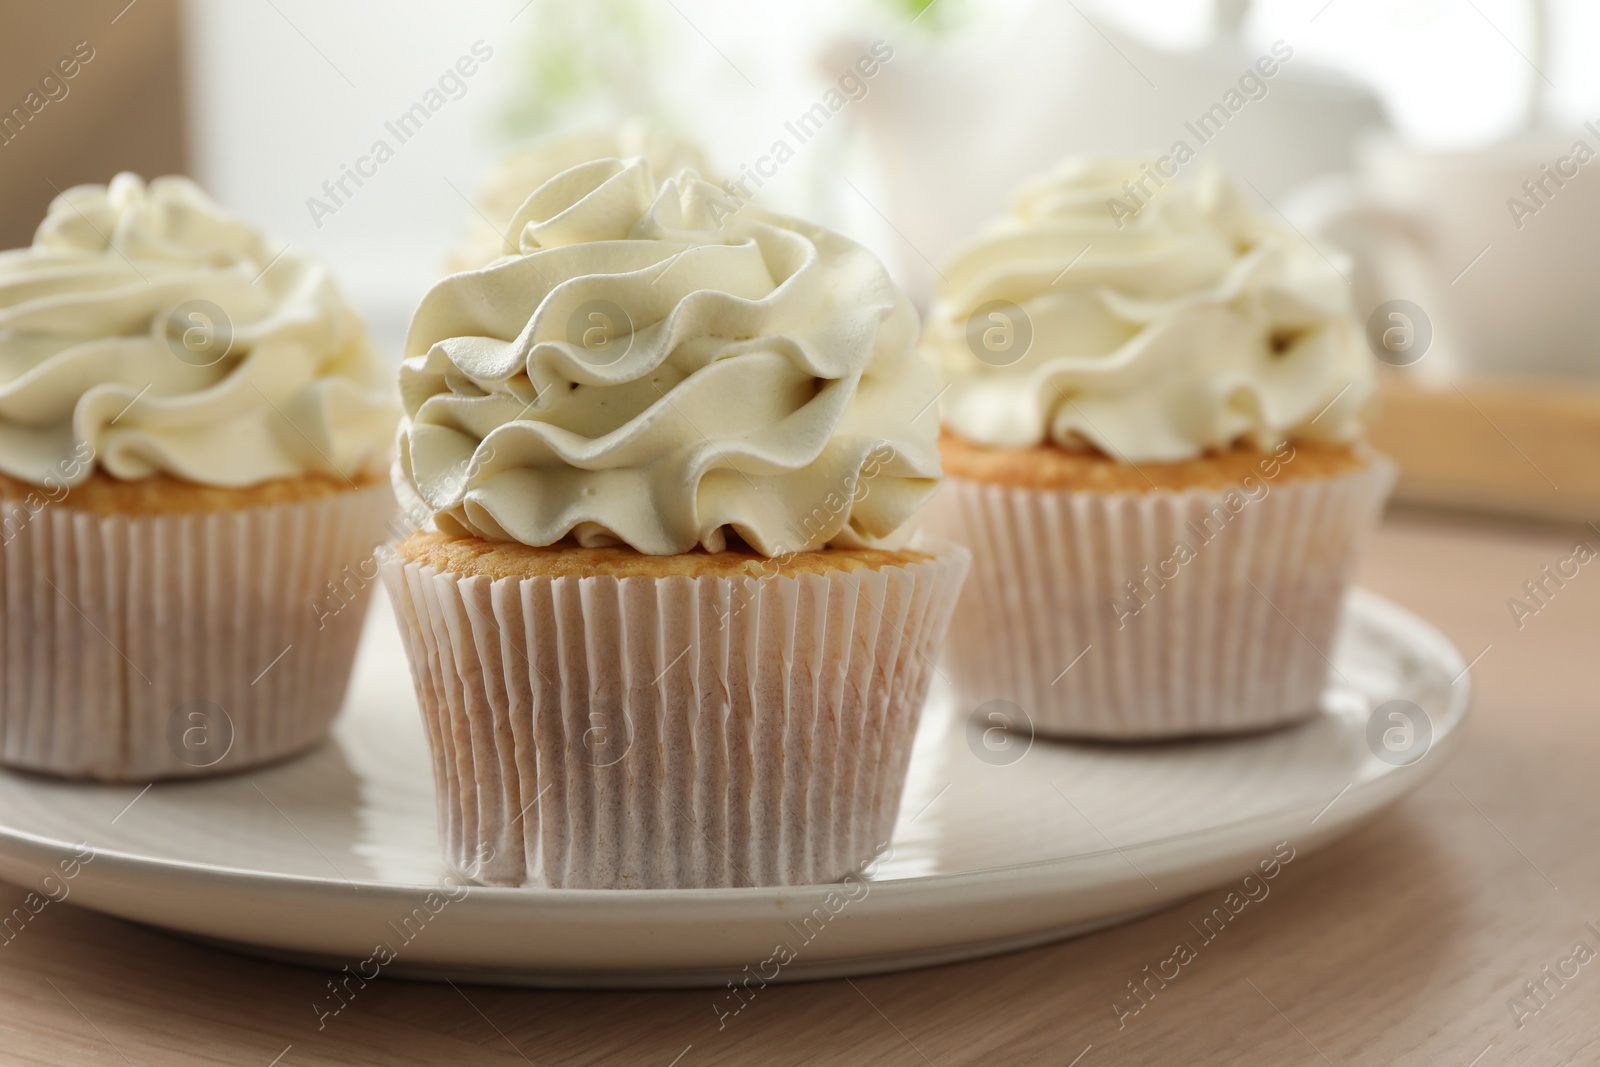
[0, 590, 1467, 988]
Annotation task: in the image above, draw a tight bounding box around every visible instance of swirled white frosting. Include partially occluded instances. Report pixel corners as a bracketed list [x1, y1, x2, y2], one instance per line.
[400, 157, 941, 556]
[447, 121, 711, 273]
[927, 158, 1375, 461]
[0, 173, 397, 487]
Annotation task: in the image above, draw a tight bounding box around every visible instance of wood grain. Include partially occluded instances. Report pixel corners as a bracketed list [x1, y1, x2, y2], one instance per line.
[2, 509, 1597, 1066]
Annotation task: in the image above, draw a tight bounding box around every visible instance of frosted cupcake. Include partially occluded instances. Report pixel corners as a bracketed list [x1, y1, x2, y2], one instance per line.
[445, 120, 708, 272]
[384, 156, 967, 889]
[922, 159, 1394, 738]
[0, 174, 399, 780]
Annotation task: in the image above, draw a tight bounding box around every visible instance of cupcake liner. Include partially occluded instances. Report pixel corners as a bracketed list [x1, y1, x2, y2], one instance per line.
[381, 543, 970, 890]
[924, 456, 1396, 737]
[0, 482, 396, 780]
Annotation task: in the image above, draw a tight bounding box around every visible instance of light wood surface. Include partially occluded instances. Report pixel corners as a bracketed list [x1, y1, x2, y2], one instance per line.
[1, 508, 1597, 1066]
[1372, 375, 1600, 524]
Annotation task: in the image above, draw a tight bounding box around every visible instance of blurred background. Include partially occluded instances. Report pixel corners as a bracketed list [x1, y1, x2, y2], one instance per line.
[3, 0, 1596, 520]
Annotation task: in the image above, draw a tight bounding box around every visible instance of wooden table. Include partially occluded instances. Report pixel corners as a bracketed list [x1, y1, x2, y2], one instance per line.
[1, 509, 1596, 1066]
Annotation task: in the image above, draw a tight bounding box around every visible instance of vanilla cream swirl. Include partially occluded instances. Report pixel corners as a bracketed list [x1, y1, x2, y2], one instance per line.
[927, 159, 1375, 461]
[447, 122, 710, 273]
[0, 173, 397, 487]
[400, 158, 940, 556]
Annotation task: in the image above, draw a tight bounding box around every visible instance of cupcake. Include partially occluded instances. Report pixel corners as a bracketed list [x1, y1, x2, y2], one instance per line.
[445, 120, 709, 273]
[921, 159, 1394, 738]
[0, 174, 399, 780]
[384, 156, 967, 889]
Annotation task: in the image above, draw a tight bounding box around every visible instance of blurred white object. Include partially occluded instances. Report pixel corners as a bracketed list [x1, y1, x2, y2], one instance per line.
[184, 0, 519, 357]
[1295, 131, 1600, 382]
[839, 0, 1386, 304]
[1247, 0, 1549, 150]
[1292, 0, 1600, 383]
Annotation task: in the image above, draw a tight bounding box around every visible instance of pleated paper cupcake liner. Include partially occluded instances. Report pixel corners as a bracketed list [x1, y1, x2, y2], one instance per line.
[381, 543, 970, 890]
[0, 482, 396, 780]
[922, 455, 1396, 738]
